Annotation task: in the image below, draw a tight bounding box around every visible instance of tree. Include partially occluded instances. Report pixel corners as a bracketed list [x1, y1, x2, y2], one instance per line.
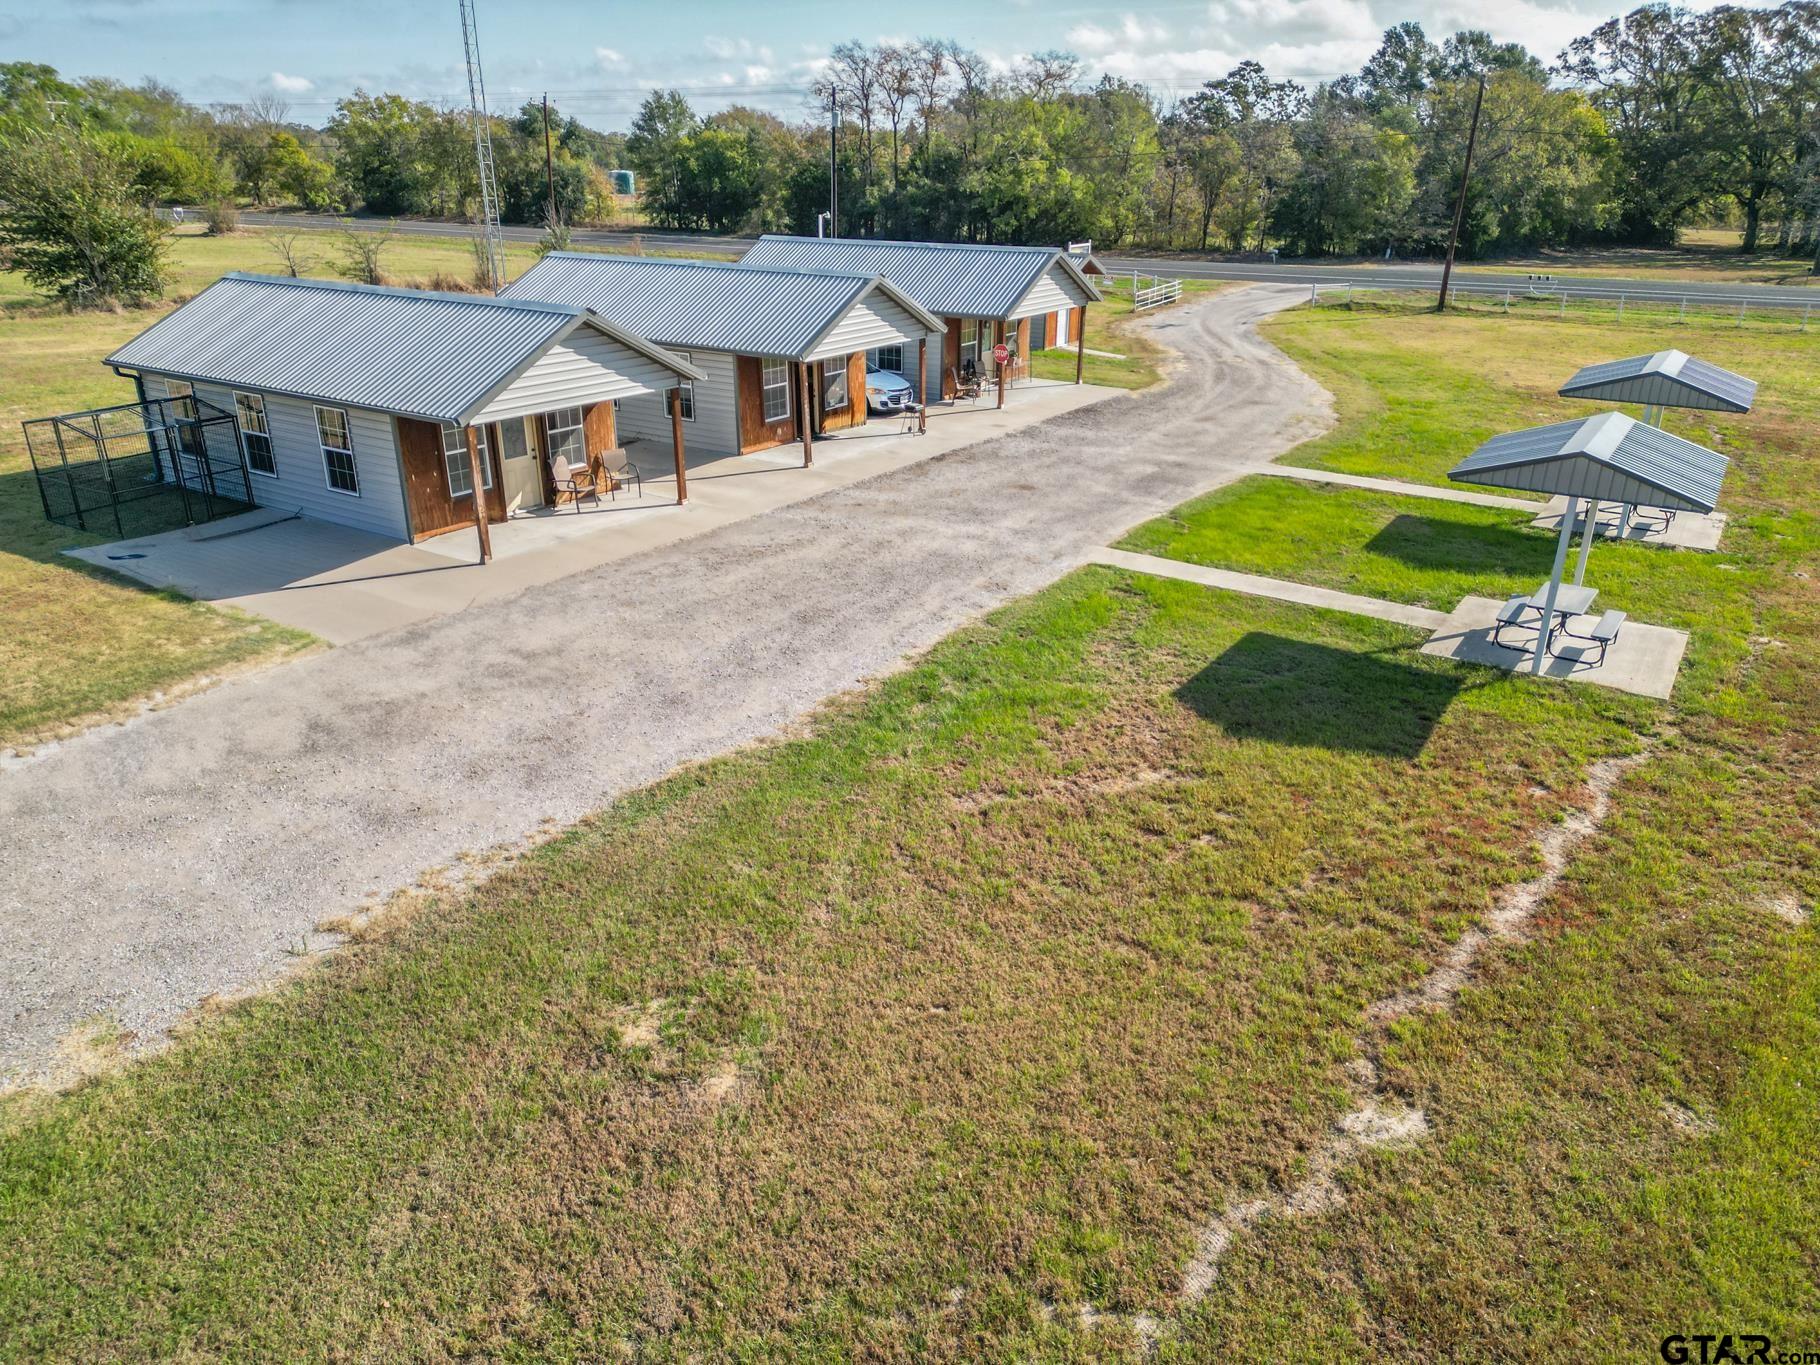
[266, 131, 339, 210]
[334, 220, 396, 284]
[0, 124, 168, 305]
[626, 89, 697, 227]
[1698, 2, 1820, 252]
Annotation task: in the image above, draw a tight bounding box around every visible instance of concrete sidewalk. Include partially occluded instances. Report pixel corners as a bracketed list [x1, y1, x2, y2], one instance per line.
[66, 380, 1116, 646]
[1087, 547, 1450, 630]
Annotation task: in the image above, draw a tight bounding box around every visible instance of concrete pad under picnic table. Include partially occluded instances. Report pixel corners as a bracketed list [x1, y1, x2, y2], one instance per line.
[1532, 496, 1727, 552]
[1421, 595, 1688, 700]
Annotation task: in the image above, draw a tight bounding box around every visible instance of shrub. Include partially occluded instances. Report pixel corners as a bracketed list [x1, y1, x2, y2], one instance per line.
[204, 199, 240, 235]
[334, 219, 396, 285]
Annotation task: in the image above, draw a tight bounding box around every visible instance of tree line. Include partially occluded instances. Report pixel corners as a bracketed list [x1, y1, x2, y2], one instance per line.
[1, 4, 1816, 307]
[628, 7, 1819, 260]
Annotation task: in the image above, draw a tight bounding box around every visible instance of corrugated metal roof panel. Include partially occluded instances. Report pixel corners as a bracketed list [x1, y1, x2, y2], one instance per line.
[107, 274, 590, 423]
[503, 253, 936, 357]
[1448, 412, 1728, 512]
[1558, 349, 1756, 412]
[739, 235, 1101, 317]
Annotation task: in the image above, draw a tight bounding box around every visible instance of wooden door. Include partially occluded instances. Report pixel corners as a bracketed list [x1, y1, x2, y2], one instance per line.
[942, 320, 961, 398]
[736, 355, 797, 452]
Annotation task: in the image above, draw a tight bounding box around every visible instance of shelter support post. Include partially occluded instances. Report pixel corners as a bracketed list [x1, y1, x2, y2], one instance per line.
[1074, 305, 1087, 385]
[1532, 494, 1579, 675]
[996, 320, 1007, 410]
[797, 362, 814, 467]
[917, 337, 928, 434]
[1572, 499, 1598, 587]
[1615, 504, 1633, 538]
[467, 425, 492, 564]
[669, 388, 688, 505]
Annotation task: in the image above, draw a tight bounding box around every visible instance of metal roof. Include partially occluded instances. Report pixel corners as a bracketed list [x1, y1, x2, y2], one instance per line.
[1448, 411, 1728, 513]
[106, 273, 699, 424]
[738, 235, 1103, 318]
[503, 253, 944, 357]
[1558, 349, 1756, 413]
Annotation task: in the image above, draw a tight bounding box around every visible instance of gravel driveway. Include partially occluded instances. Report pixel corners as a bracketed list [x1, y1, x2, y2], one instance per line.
[0, 285, 1332, 1086]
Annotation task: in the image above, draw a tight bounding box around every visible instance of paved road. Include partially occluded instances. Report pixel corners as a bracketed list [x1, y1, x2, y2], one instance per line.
[239, 210, 1819, 309]
[0, 285, 1332, 1087]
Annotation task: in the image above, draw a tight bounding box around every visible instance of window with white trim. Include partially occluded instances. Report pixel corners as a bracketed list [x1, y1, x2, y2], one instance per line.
[760, 358, 790, 422]
[440, 424, 493, 498]
[672, 352, 695, 421]
[313, 405, 360, 495]
[163, 379, 206, 457]
[868, 344, 904, 374]
[234, 392, 275, 476]
[959, 319, 981, 368]
[545, 405, 586, 469]
[822, 356, 849, 412]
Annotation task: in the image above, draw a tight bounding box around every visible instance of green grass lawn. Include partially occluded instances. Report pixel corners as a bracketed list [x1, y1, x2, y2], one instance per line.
[0, 266, 1814, 1360]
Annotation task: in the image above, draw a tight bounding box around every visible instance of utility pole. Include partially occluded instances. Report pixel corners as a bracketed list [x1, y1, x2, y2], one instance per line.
[828, 84, 840, 238]
[1437, 72, 1487, 314]
[541, 93, 556, 227]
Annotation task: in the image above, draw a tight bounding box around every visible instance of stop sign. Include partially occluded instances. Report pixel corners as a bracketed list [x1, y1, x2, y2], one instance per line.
[992, 343, 1010, 364]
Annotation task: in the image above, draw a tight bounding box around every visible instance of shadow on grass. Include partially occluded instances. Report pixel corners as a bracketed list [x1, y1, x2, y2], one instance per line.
[1177, 632, 1464, 759]
[1363, 512, 1554, 577]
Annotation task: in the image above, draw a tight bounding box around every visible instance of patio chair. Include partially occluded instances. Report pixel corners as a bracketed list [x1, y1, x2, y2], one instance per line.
[598, 446, 642, 501]
[951, 361, 983, 403]
[1490, 594, 1533, 651]
[549, 454, 599, 514]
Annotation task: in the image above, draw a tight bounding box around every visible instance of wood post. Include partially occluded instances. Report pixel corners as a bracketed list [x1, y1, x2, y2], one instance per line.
[1075, 305, 1087, 384]
[995, 320, 1007, 409]
[668, 388, 688, 504]
[466, 425, 491, 563]
[917, 337, 928, 434]
[796, 361, 814, 467]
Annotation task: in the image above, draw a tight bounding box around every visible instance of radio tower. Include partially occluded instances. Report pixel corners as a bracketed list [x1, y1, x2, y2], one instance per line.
[459, 0, 506, 294]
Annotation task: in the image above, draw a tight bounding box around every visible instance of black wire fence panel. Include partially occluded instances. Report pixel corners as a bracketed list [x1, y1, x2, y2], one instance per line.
[22, 396, 257, 539]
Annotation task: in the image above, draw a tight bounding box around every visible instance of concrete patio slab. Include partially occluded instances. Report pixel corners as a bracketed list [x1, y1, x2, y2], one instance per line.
[1532, 495, 1726, 551]
[65, 379, 1121, 645]
[1089, 547, 1451, 631]
[1420, 594, 1687, 699]
[1259, 464, 1540, 511]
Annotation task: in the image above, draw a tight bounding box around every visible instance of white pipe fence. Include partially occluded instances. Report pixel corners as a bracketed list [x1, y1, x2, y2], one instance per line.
[1303, 279, 1816, 330]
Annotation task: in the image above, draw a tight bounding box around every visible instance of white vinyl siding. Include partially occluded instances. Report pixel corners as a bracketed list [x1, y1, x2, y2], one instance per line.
[761, 358, 790, 422]
[467, 325, 681, 425]
[440, 424, 493, 498]
[235, 392, 275, 475]
[1010, 262, 1095, 321]
[614, 350, 738, 457]
[141, 374, 410, 539]
[803, 290, 932, 362]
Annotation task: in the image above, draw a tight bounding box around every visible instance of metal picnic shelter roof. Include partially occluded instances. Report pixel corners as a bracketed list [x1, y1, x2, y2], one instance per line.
[1558, 349, 1757, 413]
[1448, 411, 1729, 513]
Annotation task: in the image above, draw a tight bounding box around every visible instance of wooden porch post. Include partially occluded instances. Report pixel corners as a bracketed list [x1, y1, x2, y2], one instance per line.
[466, 425, 492, 563]
[995, 319, 1007, 409]
[797, 361, 814, 467]
[668, 388, 688, 505]
[917, 337, 928, 434]
[1074, 304, 1088, 384]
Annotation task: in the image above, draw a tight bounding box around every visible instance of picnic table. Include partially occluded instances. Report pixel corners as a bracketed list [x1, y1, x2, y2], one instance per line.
[1525, 583, 1597, 619]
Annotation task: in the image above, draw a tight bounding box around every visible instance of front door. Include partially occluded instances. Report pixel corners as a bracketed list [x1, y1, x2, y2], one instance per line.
[497, 416, 544, 513]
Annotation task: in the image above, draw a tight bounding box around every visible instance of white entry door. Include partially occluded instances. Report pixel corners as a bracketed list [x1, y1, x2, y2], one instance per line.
[1053, 308, 1070, 348]
[497, 416, 544, 513]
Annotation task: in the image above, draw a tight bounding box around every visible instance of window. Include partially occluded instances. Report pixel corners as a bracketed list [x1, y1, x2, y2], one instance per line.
[760, 358, 790, 422]
[313, 405, 360, 495]
[234, 392, 275, 476]
[822, 357, 849, 412]
[869, 344, 904, 374]
[959, 319, 981, 367]
[672, 352, 695, 422]
[545, 405, 586, 469]
[163, 379, 206, 458]
[440, 424, 493, 498]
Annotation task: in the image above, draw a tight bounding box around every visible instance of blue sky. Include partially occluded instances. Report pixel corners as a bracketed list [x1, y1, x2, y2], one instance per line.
[2, 0, 1752, 129]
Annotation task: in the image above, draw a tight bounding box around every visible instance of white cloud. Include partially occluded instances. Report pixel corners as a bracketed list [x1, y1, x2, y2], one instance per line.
[269, 71, 313, 94]
[594, 46, 624, 66]
[704, 35, 773, 63]
[1067, 14, 1171, 55]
